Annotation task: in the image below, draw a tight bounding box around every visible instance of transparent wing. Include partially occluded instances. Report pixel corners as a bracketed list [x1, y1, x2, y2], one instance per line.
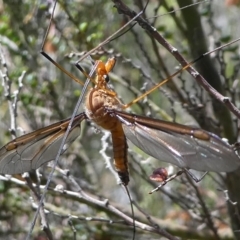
[122, 122, 240, 173]
[0, 113, 86, 174]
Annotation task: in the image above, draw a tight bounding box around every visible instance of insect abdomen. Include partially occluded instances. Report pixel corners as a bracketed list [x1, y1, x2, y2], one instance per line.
[111, 121, 129, 185]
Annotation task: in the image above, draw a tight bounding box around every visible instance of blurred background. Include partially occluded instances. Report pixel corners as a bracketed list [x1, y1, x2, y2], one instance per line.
[0, 0, 240, 239]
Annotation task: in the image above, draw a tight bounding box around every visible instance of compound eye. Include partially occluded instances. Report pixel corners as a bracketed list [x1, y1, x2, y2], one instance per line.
[104, 74, 110, 82]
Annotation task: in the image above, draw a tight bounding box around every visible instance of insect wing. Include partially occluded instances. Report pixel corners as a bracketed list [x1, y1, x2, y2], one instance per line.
[0, 113, 86, 174]
[121, 121, 240, 172]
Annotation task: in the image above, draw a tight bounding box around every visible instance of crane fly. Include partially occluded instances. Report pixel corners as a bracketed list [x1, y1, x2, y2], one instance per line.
[0, 54, 240, 185]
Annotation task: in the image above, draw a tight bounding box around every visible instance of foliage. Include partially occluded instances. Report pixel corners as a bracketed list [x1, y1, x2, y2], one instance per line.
[0, 0, 240, 239]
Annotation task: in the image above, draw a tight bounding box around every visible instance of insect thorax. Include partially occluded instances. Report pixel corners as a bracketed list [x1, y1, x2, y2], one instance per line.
[84, 88, 123, 130]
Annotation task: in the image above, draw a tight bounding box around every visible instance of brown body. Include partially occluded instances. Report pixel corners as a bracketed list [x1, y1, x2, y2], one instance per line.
[84, 59, 129, 185]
